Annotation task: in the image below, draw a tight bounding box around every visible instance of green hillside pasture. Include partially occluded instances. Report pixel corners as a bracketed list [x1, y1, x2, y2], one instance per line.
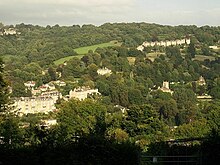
[54, 41, 121, 65]
[74, 41, 121, 54]
[54, 54, 84, 66]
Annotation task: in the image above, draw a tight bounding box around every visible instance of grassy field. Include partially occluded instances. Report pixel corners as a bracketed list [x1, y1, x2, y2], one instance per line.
[54, 54, 84, 66]
[74, 41, 121, 54]
[54, 41, 121, 65]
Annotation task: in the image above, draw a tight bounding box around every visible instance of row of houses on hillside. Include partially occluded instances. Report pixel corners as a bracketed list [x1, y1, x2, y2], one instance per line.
[13, 80, 65, 115]
[12, 75, 211, 115]
[13, 79, 100, 115]
[137, 38, 191, 51]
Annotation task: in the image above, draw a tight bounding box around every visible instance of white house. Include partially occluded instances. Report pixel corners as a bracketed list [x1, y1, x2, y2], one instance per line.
[69, 87, 100, 100]
[52, 80, 66, 87]
[160, 41, 166, 46]
[158, 81, 173, 94]
[185, 39, 191, 45]
[97, 67, 112, 75]
[143, 41, 150, 47]
[176, 39, 185, 45]
[171, 40, 177, 46]
[40, 119, 57, 128]
[3, 28, 17, 35]
[155, 41, 161, 46]
[150, 42, 156, 47]
[166, 41, 172, 46]
[40, 90, 62, 101]
[137, 45, 144, 51]
[209, 46, 218, 49]
[24, 81, 36, 88]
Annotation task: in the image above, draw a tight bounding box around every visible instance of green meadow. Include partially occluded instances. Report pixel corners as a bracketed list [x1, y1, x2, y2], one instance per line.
[54, 41, 120, 65]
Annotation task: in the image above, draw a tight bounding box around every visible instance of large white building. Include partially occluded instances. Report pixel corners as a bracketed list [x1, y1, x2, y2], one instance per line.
[13, 96, 57, 115]
[3, 28, 17, 35]
[12, 90, 61, 115]
[69, 87, 100, 100]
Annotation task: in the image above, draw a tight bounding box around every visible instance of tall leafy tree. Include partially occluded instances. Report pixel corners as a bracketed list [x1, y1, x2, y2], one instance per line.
[57, 99, 107, 141]
[187, 42, 196, 58]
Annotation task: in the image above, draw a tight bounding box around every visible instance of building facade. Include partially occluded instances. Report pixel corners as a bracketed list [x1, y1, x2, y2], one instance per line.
[13, 96, 57, 115]
[69, 87, 100, 100]
[137, 38, 191, 51]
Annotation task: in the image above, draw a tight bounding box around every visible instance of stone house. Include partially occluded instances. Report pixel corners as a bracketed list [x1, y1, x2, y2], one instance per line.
[3, 28, 17, 35]
[166, 41, 172, 46]
[97, 67, 112, 75]
[158, 81, 173, 94]
[69, 86, 100, 100]
[24, 81, 36, 89]
[13, 96, 57, 115]
[185, 39, 191, 45]
[137, 45, 144, 51]
[197, 76, 206, 86]
[171, 40, 177, 46]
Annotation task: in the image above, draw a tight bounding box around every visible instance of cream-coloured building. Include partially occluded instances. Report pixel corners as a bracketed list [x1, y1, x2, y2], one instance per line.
[150, 42, 156, 47]
[176, 39, 186, 45]
[197, 76, 206, 86]
[158, 81, 173, 94]
[24, 81, 36, 88]
[143, 41, 150, 47]
[185, 39, 191, 45]
[40, 90, 62, 100]
[69, 87, 100, 100]
[38, 83, 56, 92]
[52, 80, 66, 87]
[209, 46, 218, 49]
[12, 89, 61, 115]
[166, 41, 172, 46]
[97, 67, 112, 75]
[171, 40, 177, 46]
[137, 45, 144, 51]
[3, 28, 17, 35]
[160, 41, 166, 46]
[155, 41, 160, 46]
[137, 38, 191, 51]
[40, 119, 57, 128]
[13, 96, 57, 115]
